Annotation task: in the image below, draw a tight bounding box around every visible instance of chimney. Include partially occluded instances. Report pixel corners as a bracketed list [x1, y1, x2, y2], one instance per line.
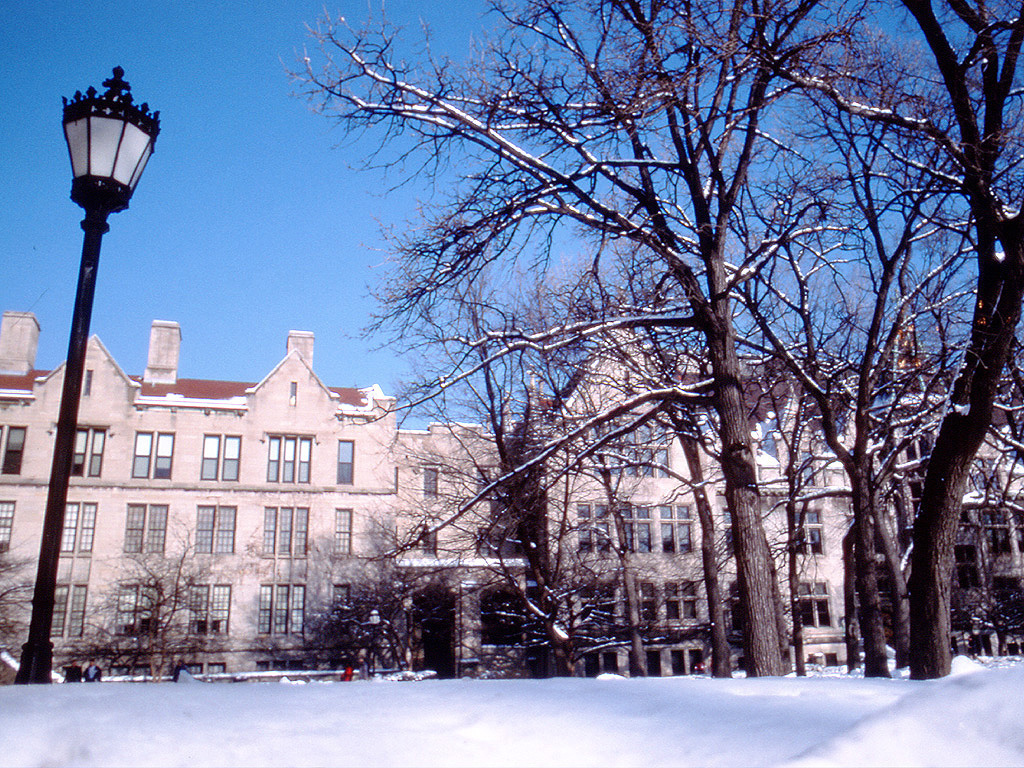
[0, 311, 40, 374]
[144, 320, 181, 384]
[287, 330, 314, 368]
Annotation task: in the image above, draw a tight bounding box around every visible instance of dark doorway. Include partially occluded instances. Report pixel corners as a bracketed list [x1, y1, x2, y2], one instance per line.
[413, 587, 456, 678]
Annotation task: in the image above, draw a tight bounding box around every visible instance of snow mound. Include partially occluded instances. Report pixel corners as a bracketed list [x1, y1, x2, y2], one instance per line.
[787, 665, 1024, 767]
[949, 654, 985, 676]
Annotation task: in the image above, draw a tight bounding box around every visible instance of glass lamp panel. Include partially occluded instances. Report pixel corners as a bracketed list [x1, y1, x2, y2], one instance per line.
[64, 118, 90, 178]
[128, 144, 152, 190]
[87, 116, 127, 179]
[112, 122, 152, 187]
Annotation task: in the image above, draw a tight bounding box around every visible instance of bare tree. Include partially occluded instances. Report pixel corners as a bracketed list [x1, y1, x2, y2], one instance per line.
[771, 0, 1024, 679]
[299, 0, 855, 676]
[0, 551, 30, 654]
[737, 99, 969, 674]
[77, 542, 216, 680]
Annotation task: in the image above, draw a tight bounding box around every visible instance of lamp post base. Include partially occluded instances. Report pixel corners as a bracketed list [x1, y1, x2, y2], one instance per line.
[14, 639, 55, 684]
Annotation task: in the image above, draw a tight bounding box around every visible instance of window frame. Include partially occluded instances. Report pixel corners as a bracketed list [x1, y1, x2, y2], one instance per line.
[424, 467, 439, 497]
[0, 426, 26, 475]
[334, 508, 353, 555]
[797, 582, 832, 627]
[267, 435, 312, 484]
[72, 427, 106, 477]
[53, 584, 88, 637]
[189, 584, 232, 635]
[196, 505, 236, 554]
[124, 504, 168, 554]
[259, 583, 305, 635]
[263, 507, 309, 557]
[0, 501, 13, 553]
[798, 509, 825, 555]
[132, 431, 175, 480]
[337, 440, 354, 485]
[61, 502, 97, 554]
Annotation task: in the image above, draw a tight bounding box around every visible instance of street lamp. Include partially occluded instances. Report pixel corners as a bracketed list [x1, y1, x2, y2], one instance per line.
[16, 68, 160, 684]
[368, 609, 382, 677]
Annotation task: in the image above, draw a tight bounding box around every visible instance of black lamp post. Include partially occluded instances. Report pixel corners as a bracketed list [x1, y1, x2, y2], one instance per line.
[15, 68, 159, 684]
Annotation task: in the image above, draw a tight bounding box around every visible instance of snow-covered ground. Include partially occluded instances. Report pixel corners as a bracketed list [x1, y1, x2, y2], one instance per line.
[2, 658, 1023, 767]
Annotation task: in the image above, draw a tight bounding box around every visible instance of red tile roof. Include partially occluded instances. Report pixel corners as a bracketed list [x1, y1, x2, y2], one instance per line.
[133, 377, 253, 399]
[0, 370, 369, 407]
[0, 370, 48, 391]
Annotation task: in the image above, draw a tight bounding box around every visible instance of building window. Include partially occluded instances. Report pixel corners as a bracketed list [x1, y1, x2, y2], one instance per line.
[61, 502, 97, 553]
[681, 582, 698, 618]
[72, 428, 105, 477]
[258, 584, 305, 634]
[124, 504, 168, 554]
[955, 544, 980, 588]
[417, 525, 438, 556]
[267, 435, 312, 483]
[337, 440, 354, 484]
[190, 584, 231, 634]
[659, 505, 692, 554]
[52, 584, 88, 637]
[52, 585, 69, 637]
[115, 585, 149, 635]
[665, 582, 680, 620]
[577, 504, 593, 553]
[333, 584, 351, 605]
[132, 432, 175, 479]
[621, 505, 652, 553]
[262, 507, 308, 557]
[665, 581, 698, 621]
[83, 369, 93, 397]
[0, 427, 26, 475]
[640, 582, 657, 622]
[289, 381, 298, 407]
[798, 582, 832, 627]
[334, 508, 353, 555]
[607, 425, 670, 478]
[202, 435, 241, 481]
[0, 502, 13, 553]
[982, 509, 1012, 555]
[196, 506, 236, 554]
[424, 467, 439, 497]
[798, 509, 824, 554]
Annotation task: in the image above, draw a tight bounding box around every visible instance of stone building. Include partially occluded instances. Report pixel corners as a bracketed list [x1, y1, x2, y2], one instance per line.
[6, 309, 1015, 680]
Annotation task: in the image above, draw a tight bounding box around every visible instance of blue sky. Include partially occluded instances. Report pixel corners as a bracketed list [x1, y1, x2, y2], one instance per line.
[0, 0, 491, 393]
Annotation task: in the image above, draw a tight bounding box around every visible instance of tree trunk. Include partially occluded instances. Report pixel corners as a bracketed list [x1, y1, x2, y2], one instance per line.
[623, 571, 647, 677]
[703, 254, 785, 676]
[680, 433, 732, 677]
[850, 467, 891, 677]
[909, 232, 1024, 678]
[788, 500, 806, 677]
[713, 364, 785, 676]
[843, 527, 861, 673]
[876, 512, 911, 669]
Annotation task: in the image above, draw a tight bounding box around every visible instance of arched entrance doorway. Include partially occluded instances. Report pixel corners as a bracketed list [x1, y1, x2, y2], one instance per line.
[412, 587, 456, 678]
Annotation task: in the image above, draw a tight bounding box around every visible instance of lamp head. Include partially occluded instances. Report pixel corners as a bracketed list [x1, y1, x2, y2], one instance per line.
[62, 67, 160, 214]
